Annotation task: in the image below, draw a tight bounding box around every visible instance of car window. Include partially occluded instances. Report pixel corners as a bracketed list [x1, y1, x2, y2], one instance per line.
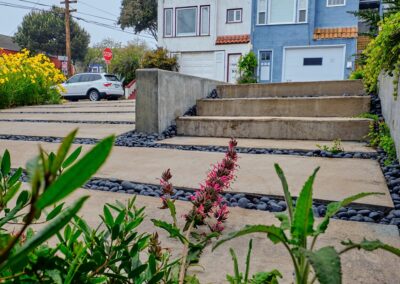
[90, 74, 102, 81]
[105, 75, 119, 82]
[67, 75, 80, 83]
[79, 74, 92, 82]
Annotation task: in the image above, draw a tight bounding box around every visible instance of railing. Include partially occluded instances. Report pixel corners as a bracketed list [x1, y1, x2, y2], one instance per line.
[125, 79, 137, 99]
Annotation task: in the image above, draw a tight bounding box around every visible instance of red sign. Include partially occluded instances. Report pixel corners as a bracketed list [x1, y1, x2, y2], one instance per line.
[103, 48, 113, 62]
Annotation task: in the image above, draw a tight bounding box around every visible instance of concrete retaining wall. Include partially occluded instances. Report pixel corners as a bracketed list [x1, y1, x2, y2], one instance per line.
[136, 69, 223, 134]
[217, 80, 365, 98]
[378, 74, 400, 159]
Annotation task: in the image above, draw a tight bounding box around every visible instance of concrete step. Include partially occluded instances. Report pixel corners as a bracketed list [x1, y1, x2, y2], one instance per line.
[176, 116, 371, 141]
[197, 96, 370, 117]
[217, 80, 365, 98]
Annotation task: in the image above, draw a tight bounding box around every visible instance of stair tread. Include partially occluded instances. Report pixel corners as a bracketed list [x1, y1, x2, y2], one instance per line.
[201, 95, 369, 101]
[178, 116, 372, 122]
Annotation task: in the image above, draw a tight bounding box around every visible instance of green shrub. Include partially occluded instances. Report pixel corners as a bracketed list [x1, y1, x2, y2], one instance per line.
[141, 47, 179, 71]
[349, 69, 364, 80]
[363, 12, 400, 98]
[237, 51, 258, 84]
[214, 164, 400, 284]
[317, 139, 344, 154]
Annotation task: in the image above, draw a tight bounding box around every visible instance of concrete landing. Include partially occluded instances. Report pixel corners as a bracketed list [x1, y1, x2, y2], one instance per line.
[177, 116, 371, 141]
[158, 137, 375, 153]
[197, 96, 370, 117]
[0, 122, 134, 139]
[1, 140, 392, 208]
[30, 189, 400, 284]
[0, 112, 135, 122]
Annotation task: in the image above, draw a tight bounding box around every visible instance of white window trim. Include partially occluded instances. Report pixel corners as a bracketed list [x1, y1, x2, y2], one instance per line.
[164, 8, 173, 37]
[176, 7, 198, 37]
[297, 0, 308, 23]
[326, 0, 346, 7]
[256, 0, 267, 25]
[200, 6, 210, 35]
[227, 9, 242, 23]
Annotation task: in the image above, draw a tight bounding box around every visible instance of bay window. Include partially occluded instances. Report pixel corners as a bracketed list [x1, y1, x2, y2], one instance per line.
[176, 7, 197, 36]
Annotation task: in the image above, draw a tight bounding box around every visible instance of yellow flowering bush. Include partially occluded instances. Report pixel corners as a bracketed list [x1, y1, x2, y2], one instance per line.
[0, 49, 66, 109]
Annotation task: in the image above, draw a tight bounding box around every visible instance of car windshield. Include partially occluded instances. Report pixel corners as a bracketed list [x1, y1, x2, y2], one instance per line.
[105, 75, 119, 82]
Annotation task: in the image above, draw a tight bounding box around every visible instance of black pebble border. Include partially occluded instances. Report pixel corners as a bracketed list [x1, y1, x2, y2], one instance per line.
[0, 119, 134, 125]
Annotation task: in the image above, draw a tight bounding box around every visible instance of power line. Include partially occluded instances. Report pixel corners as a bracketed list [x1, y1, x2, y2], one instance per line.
[79, 0, 119, 18]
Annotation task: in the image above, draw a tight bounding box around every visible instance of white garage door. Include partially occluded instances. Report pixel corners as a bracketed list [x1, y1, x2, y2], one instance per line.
[283, 46, 345, 82]
[179, 52, 224, 81]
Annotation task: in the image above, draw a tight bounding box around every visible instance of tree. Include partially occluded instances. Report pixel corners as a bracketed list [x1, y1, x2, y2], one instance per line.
[119, 0, 157, 40]
[14, 6, 90, 61]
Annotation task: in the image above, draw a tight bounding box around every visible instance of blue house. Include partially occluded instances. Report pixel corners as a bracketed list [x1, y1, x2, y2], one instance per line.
[252, 0, 360, 83]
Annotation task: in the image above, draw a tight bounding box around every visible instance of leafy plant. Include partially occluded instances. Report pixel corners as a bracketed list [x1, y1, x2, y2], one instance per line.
[362, 12, 400, 97]
[0, 130, 114, 280]
[213, 164, 400, 284]
[238, 51, 258, 84]
[152, 139, 239, 283]
[141, 47, 179, 71]
[316, 139, 344, 154]
[349, 69, 364, 80]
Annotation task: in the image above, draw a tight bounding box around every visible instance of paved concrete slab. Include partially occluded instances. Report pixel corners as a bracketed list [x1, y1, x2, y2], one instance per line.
[0, 106, 134, 113]
[21, 101, 135, 109]
[158, 137, 375, 153]
[22, 189, 400, 283]
[0, 122, 133, 139]
[2, 140, 391, 208]
[0, 112, 135, 122]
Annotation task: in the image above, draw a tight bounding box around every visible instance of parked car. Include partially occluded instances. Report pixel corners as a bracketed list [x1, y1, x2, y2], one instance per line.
[61, 73, 124, 101]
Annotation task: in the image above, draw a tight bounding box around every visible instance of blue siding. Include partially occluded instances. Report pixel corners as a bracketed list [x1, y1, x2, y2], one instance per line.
[251, 0, 359, 82]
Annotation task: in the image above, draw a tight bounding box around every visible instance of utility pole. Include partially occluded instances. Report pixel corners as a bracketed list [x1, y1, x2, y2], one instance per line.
[61, 0, 77, 77]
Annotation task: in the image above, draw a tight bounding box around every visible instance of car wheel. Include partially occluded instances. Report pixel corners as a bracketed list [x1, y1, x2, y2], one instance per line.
[88, 90, 100, 101]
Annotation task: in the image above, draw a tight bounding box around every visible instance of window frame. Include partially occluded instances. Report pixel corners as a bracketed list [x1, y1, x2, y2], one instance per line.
[200, 5, 210, 36]
[175, 6, 198, 37]
[268, 0, 297, 25]
[297, 0, 308, 23]
[326, 0, 346, 7]
[164, 8, 173, 37]
[226, 8, 243, 24]
[257, 0, 267, 25]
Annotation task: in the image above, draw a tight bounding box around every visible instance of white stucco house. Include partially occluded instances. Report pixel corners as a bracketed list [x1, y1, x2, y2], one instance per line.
[157, 0, 252, 83]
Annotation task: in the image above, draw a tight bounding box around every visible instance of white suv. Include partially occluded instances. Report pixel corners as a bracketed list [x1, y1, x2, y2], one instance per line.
[61, 73, 124, 101]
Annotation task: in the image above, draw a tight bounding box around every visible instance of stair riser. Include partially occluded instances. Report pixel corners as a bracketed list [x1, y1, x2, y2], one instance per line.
[177, 119, 370, 141]
[217, 80, 365, 98]
[197, 97, 370, 117]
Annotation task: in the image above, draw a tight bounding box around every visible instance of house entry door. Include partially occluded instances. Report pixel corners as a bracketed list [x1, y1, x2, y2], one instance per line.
[228, 53, 241, 83]
[259, 51, 272, 83]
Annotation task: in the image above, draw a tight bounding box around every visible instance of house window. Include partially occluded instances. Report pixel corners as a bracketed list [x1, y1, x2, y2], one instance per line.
[269, 0, 296, 24]
[257, 0, 267, 25]
[176, 7, 197, 36]
[303, 58, 323, 66]
[298, 0, 307, 23]
[200, 6, 210, 35]
[164, 8, 173, 37]
[227, 9, 242, 23]
[327, 0, 346, 7]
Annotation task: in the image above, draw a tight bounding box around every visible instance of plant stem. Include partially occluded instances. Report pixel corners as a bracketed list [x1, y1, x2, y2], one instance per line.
[0, 271, 26, 280]
[178, 221, 194, 284]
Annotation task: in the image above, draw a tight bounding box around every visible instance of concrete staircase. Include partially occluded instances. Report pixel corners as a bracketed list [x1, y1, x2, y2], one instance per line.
[176, 80, 372, 141]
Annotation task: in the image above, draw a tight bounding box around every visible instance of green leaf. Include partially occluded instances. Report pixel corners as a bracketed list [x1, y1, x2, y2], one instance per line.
[129, 263, 148, 277]
[305, 246, 342, 284]
[316, 192, 383, 235]
[148, 272, 164, 284]
[341, 239, 400, 257]
[16, 190, 29, 206]
[36, 135, 114, 209]
[4, 182, 21, 203]
[274, 164, 293, 223]
[0, 202, 24, 227]
[251, 270, 282, 284]
[103, 205, 114, 226]
[213, 225, 287, 251]
[275, 213, 290, 231]
[2, 196, 89, 269]
[51, 129, 78, 175]
[291, 167, 319, 244]
[151, 219, 188, 243]
[245, 239, 253, 283]
[7, 168, 22, 186]
[1, 150, 11, 176]
[166, 199, 177, 224]
[62, 146, 82, 169]
[46, 203, 65, 221]
[228, 247, 242, 283]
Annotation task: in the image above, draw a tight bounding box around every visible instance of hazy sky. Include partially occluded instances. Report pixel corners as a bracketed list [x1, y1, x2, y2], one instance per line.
[0, 0, 157, 47]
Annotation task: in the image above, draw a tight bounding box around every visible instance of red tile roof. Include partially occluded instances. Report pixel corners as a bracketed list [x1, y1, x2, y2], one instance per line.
[314, 27, 358, 40]
[216, 34, 250, 45]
